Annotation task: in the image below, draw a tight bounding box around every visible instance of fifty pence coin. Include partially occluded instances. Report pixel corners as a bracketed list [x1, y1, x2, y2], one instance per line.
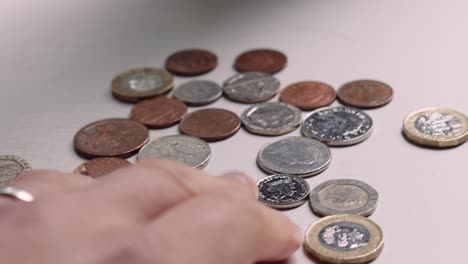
[257, 174, 310, 209]
[309, 179, 378, 217]
[73, 157, 132, 179]
[138, 135, 211, 169]
[338, 80, 393, 109]
[0, 155, 31, 186]
[302, 107, 373, 146]
[173, 80, 222, 106]
[130, 97, 187, 128]
[280, 81, 336, 111]
[165, 49, 217, 76]
[241, 102, 301, 136]
[257, 136, 331, 178]
[304, 214, 384, 264]
[234, 49, 287, 74]
[223, 72, 280, 103]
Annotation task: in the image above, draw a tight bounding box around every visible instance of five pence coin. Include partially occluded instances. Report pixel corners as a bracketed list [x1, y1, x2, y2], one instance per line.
[257, 174, 310, 209]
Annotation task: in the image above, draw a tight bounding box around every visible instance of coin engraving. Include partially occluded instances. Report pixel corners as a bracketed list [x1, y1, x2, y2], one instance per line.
[241, 102, 301, 135]
[319, 185, 369, 211]
[414, 111, 462, 136]
[319, 222, 370, 251]
[257, 175, 310, 209]
[0, 155, 31, 186]
[223, 72, 280, 103]
[123, 72, 163, 92]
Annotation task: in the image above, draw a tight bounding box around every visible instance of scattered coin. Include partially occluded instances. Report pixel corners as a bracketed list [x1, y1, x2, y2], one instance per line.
[402, 107, 468, 148]
[304, 214, 384, 264]
[130, 97, 187, 128]
[111, 67, 173, 103]
[179, 108, 241, 142]
[74, 118, 149, 158]
[257, 174, 310, 209]
[234, 49, 287, 74]
[165, 49, 217, 76]
[302, 107, 373, 146]
[280, 81, 336, 110]
[173, 80, 222, 106]
[223, 72, 280, 103]
[257, 136, 331, 177]
[309, 179, 378, 217]
[73, 157, 131, 178]
[338, 80, 393, 109]
[138, 135, 211, 169]
[0, 155, 31, 186]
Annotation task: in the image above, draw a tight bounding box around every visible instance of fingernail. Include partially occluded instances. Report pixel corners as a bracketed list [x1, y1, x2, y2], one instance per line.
[293, 224, 303, 245]
[221, 171, 258, 197]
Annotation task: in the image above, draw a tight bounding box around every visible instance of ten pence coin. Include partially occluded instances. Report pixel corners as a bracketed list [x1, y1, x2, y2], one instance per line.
[165, 49, 217, 76]
[73, 157, 131, 179]
[280, 81, 336, 111]
[234, 49, 287, 74]
[338, 80, 393, 109]
[130, 97, 187, 128]
[0, 155, 31, 186]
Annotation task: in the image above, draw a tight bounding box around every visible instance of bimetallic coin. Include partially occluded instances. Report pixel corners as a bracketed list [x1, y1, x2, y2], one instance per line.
[234, 49, 287, 74]
[309, 179, 378, 217]
[73, 158, 132, 179]
[257, 137, 331, 178]
[0, 155, 31, 186]
[165, 49, 217, 76]
[304, 214, 384, 264]
[257, 174, 310, 209]
[223, 72, 280, 103]
[302, 107, 373, 146]
[241, 102, 301, 136]
[280, 81, 336, 111]
[138, 135, 211, 169]
[173, 80, 222, 106]
[338, 80, 393, 109]
[403, 107, 468, 148]
[130, 97, 187, 128]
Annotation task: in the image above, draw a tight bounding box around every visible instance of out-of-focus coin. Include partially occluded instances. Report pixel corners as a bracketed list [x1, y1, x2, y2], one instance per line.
[234, 49, 287, 74]
[179, 108, 241, 142]
[257, 136, 331, 178]
[111, 68, 173, 103]
[257, 174, 310, 209]
[74, 118, 149, 158]
[304, 214, 384, 264]
[402, 107, 468, 148]
[0, 155, 31, 186]
[130, 97, 187, 128]
[173, 80, 222, 106]
[165, 49, 217, 76]
[241, 102, 301, 136]
[223, 72, 280, 103]
[73, 157, 131, 179]
[338, 80, 393, 109]
[138, 135, 211, 169]
[309, 179, 378, 217]
[302, 107, 373, 146]
[280, 81, 336, 110]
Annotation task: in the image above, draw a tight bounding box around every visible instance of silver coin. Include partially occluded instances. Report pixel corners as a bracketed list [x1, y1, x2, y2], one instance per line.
[137, 135, 211, 169]
[173, 80, 222, 106]
[302, 106, 374, 146]
[0, 155, 31, 186]
[257, 174, 310, 209]
[241, 102, 301, 136]
[309, 179, 378, 217]
[222, 72, 280, 103]
[257, 136, 331, 177]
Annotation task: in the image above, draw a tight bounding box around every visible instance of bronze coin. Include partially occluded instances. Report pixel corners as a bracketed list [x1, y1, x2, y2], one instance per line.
[165, 49, 218, 76]
[130, 97, 188, 128]
[280, 81, 336, 111]
[74, 118, 149, 158]
[338, 80, 393, 109]
[234, 49, 287, 74]
[179, 108, 241, 142]
[73, 157, 132, 178]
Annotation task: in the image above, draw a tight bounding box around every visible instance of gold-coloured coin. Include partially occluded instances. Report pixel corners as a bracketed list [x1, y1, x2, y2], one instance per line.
[304, 214, 384, 264]
[111, 67, 173, 103]
[402, 107, 468, 148]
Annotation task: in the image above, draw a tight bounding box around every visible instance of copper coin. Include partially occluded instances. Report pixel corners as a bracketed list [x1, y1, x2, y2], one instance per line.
[130, 97, 188, 128]
[73, 157, 131, 178]
[234, 49, 287, 74]
[179, 108, 241, 142]
[74, 118, 149, 158]
[338, 80, 393, 109]
[280, 81, 336, 110]
[165, 49, 218, 76]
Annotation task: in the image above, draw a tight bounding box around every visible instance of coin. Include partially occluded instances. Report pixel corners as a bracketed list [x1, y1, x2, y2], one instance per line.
[111, 68, 173, 103]
[165, 49, 217, 76]
[337, 80, 393, 109]
[173, 80, 222, 106]
[234, 49, 287, 74]
[402, 107, 468, 148]
[280, 81, 336, 110]
[130, 97, 187, 128]
[74, 118, 149, 158]
[257, 174, 310, 209]
[0, 155, 31, 186]
[304, 214, 384, 264]
[179, 108, 241, 142]
[73, 157, 131, 178]
[223, 72, 280, 103]
[309, 179, 378, 217]
[138, 135, 211, 169]
[302, 107, 373, 146]
[257, 136, 331, 177]
[241, 102, 301, 136]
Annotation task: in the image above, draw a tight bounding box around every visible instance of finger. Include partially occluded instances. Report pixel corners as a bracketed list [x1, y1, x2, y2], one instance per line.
[219, 171, 258, 197]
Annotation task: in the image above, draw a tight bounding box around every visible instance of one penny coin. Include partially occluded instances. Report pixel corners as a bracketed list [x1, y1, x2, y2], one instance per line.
[130, 97, 187, 128]
[280, 81, 336, 110]
[165, 49, 218, 76]
[179, 108, 241, 142]
[338, 80, 393, 109]
[234, 49, 287, 74]
[74, 118, 149, 158]
[73, 157, 131, 178]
